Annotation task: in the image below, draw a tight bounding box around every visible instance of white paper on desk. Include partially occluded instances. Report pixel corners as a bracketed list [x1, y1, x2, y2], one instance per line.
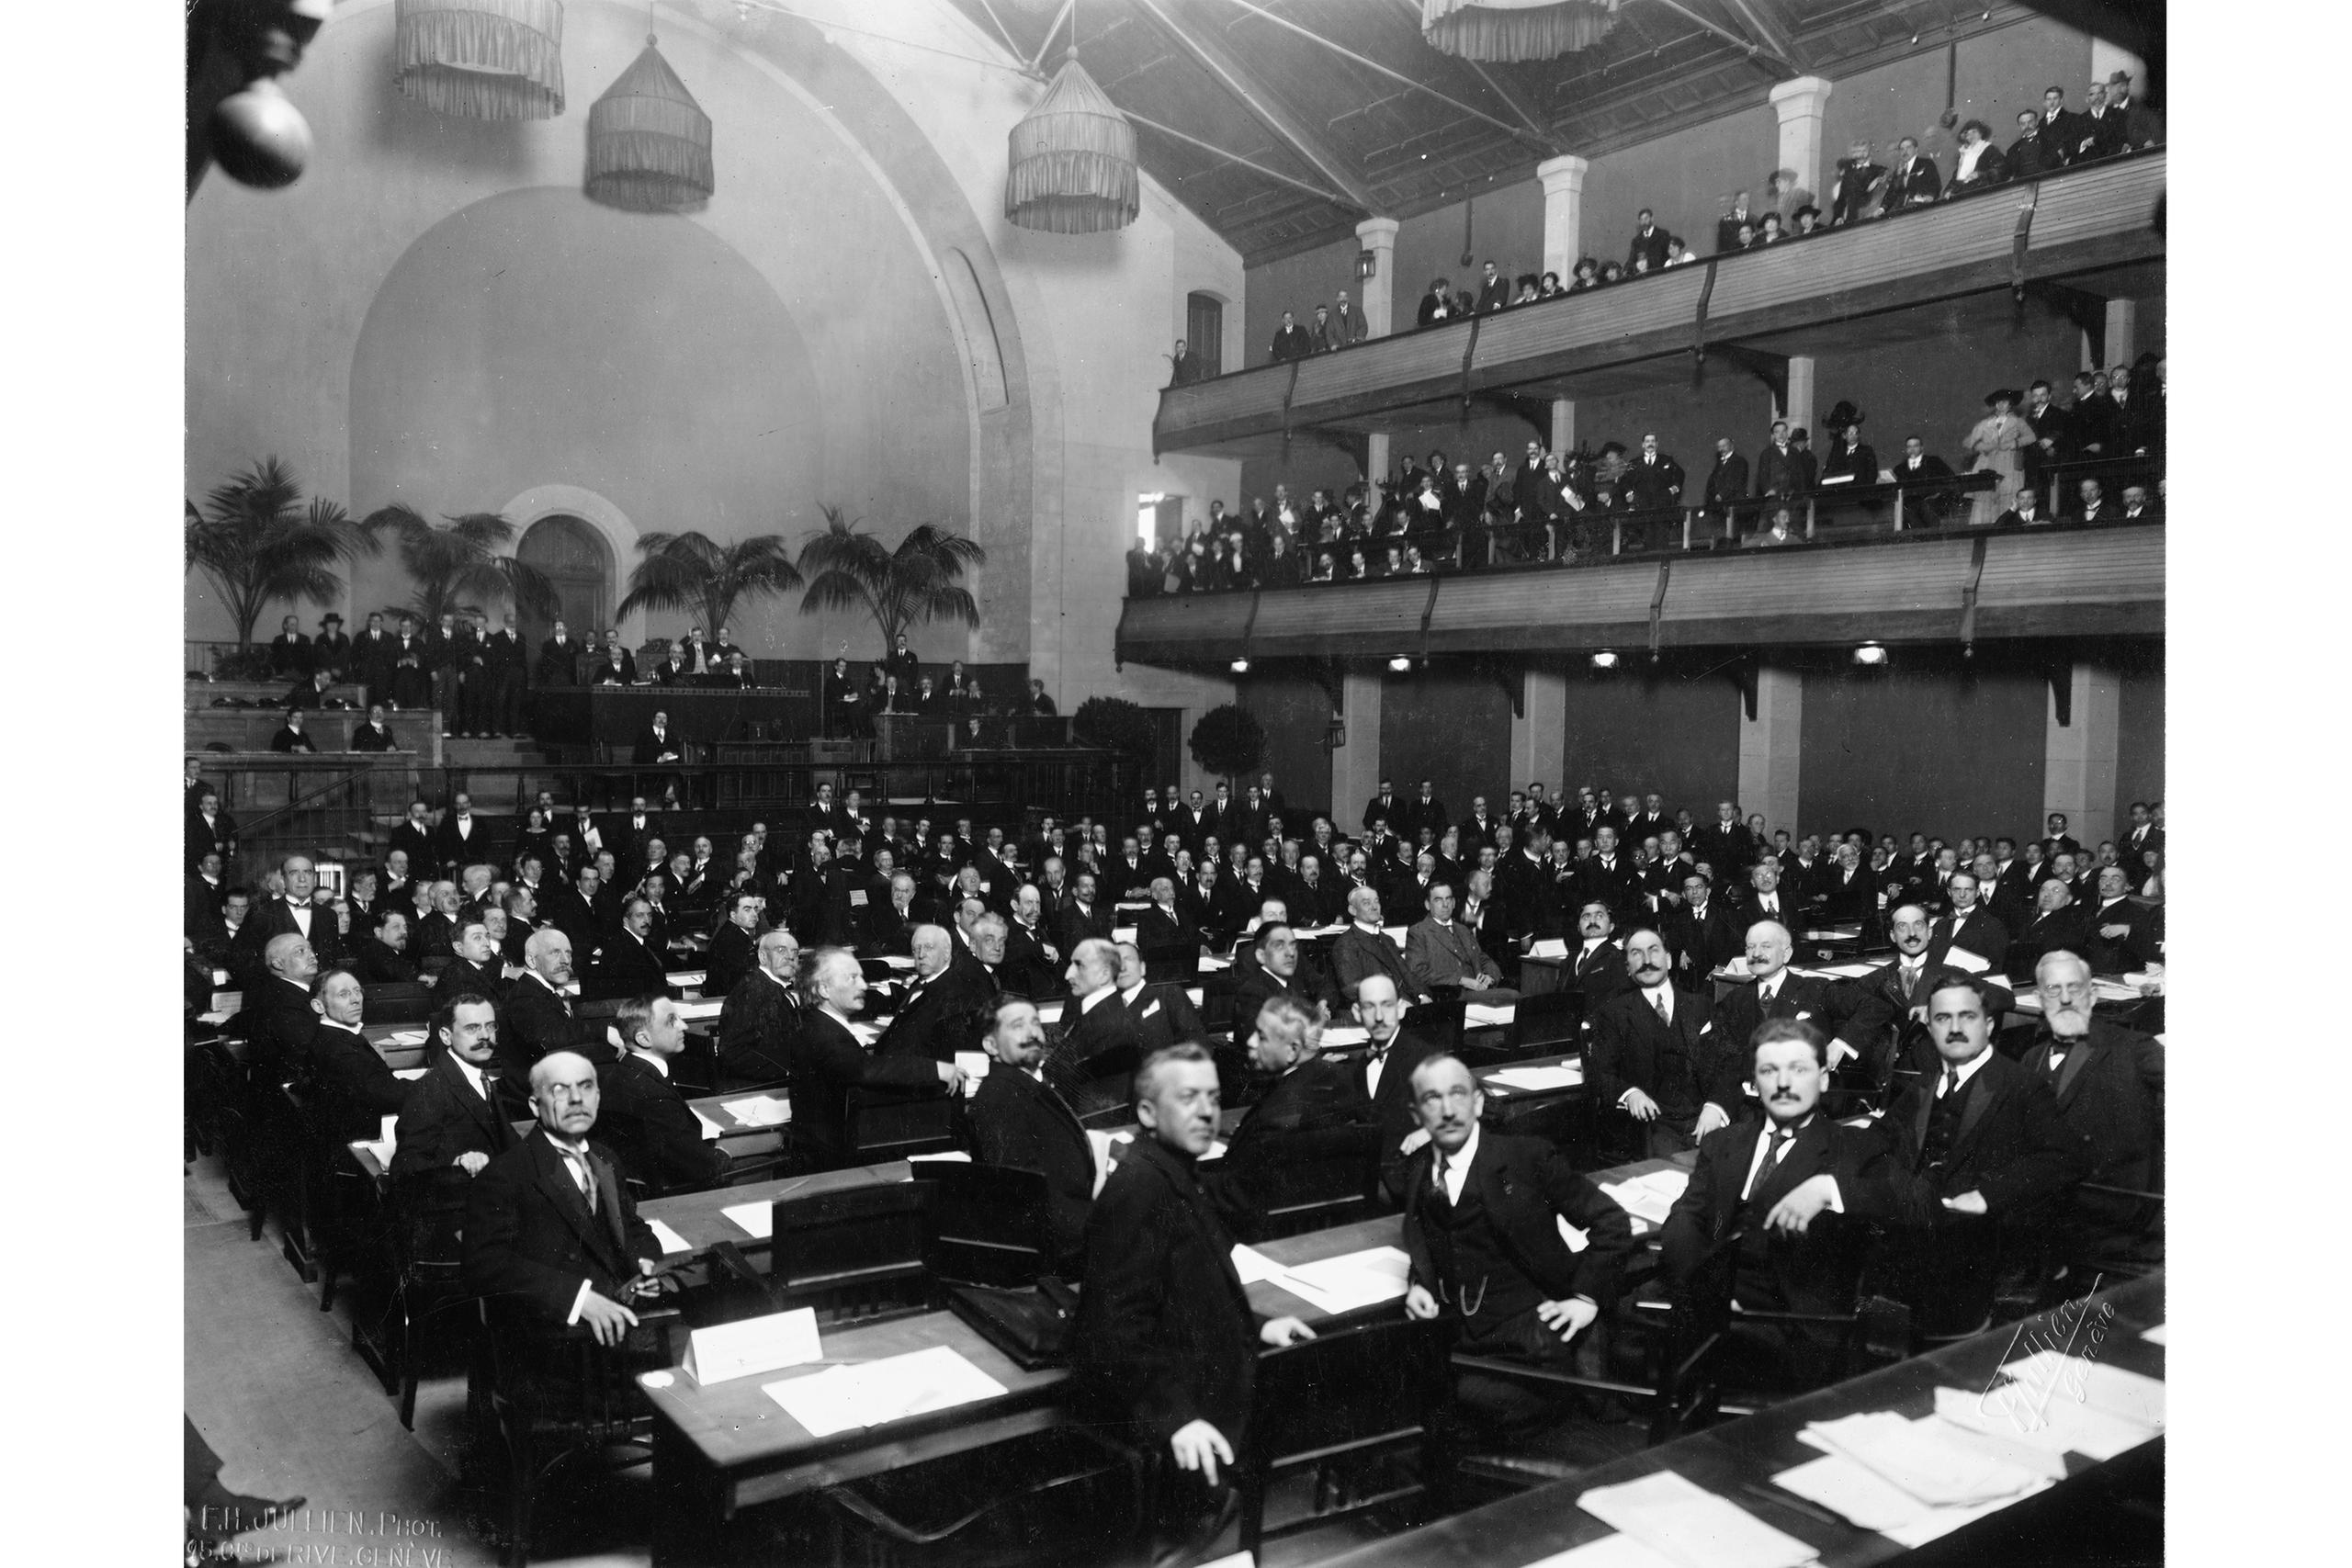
[1229, 1243, 1286, 1285]
[685, 1306, 823, 1384]
[1528, 938, 1569, 959]
[392, 1066, 427, 1081]
[1037, 1000, 1066, 1025]
[720, 1095, 792, 1128]
[1274, 1247, 1410, 1314]
[954, 1051, 991, 1080]
[1318, 1024, 1370, 1050]
[2141, 1322, 2166, 1346]
[356, 1135, 397, 1168]
[667, 970, 707, 987]
[1799, 1411, 2041, 1506]
[722, 1201, 775, 1239]
[1187, 987, 1205, 1007]
[1772, 1451, 2050, 1546]
[1815, 962, 1881, 979]
[1521, 1534, 1683, 1568]
[1199, 954, 1232, 971]
[674, 998, 724, 1022]
[1992, 1351, 2166, 1432]
[1577, 1470, 1815, 1568]
[1111, 926, 1137, 945]
[1928, 1384, 2151, 1463]
[910, 1151, 972, 1164]
[879, 954, 919, 970]
[693, 1109, 726, 1141]
[1942, 945, 1991, 975]
[198, 1009, 234, 1025]
[383, 1028, 428, 1045]
[765, 1345, 1008, 1436]
[1487, 1065, 1582, 1093]
[1382, 925, 1408, 948]
[1465, 1002, 1515, 1027]
[648, 1218, 695, 1256]
[1600, 1170, 1687, 1228]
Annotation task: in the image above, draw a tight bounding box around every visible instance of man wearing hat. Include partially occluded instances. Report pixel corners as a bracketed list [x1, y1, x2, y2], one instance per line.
[313, 613, 351, 678]
[1947, 119, 2006, 193]
[2105, 72, 2162, 151]
[1819, 402, 1878, 488]
[1964, 390, 2031, 526]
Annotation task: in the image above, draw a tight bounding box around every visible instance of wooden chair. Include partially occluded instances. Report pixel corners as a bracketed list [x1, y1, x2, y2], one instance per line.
[376, 1174, 483, 1430]
[922, 1163, 1054, 1289]
[817, 1426, 1143, 1568]
[1237, 1317, 1452, 1555]
[846, 1088, 962, 1163]
[765, 1180, 938, 1324]
[1504, 990, 1584, 1058]
[361, 982, 437, 1024]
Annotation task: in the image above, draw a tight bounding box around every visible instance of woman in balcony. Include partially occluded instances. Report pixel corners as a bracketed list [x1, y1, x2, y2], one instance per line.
[1568, 257, 1599, 291]
[1963, 388, 2033, 525]
[1945, 119, 2007, 196]
[1597, 260, 1624, 286]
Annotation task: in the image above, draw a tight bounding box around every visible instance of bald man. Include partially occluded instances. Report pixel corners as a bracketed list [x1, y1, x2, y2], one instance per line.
[242, 931, 322, 1086]
[304, 968, 413, 1142]
[1709, 919, 1830, 1062]
[877, 924, 988, 1064]
[716, 928, 802, 1086]
[1050, 938, 1143, 1118]
[494, 928, 619, 1102]
[795, 949, 963, 1170]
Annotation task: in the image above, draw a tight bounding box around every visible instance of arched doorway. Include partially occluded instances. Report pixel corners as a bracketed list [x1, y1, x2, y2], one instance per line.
[516, 515, 614, 653]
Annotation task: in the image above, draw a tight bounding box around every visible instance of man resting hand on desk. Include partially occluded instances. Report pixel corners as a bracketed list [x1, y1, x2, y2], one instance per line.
[463, 1051, 665, 1348]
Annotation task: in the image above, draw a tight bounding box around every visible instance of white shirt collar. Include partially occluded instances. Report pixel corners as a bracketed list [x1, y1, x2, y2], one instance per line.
[628, 1046, 670, 1077]
[1080, 983, 1117, 1013]
[1941, 1048, 1995, 1094]
[1435, 1122, 1482, 1201]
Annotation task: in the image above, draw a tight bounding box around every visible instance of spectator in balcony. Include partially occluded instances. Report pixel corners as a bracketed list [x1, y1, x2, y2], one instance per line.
[1127, 536, 1160, 598]
[1166, 337, 1199, 387]
[1962, 389, 2032, 525]
[1702, 437, 1748, 527]
[2035, 86, 2084, 169]
[1345, 546, 1370, 582]
[2118, 484, 2159, 523]
[1892, 435, 1958, 524]
[1827, 141, 1884, 225]
[1628, 251, 1656, 279]
[1714, 190, 1755, 254]
[1755, 419, 1804, 499]
[1791, 204, 1823, 236]
[1476, 260, 1510, 313]
[1597, 260, 1625, 286]
[268, 613, 311, 677]
[2064, 369, 2111, 460]
[1626, 209, 1672, 272]
[2104, 372, 2155, 458]
[1331, 288, 1367, 344]
[1216, 531, 1250, 589]
[1261, 531, 1302, 589]
[1269, 310, 1314, 364]
[2068, 478, 2110, 526]
[1818, 402, 1878, 488]
[1623, 433, 1685, 513]
[1992, 485, 2048, 528]
[1747, 504, 1800, 548]
[1568, 257, 1599, 291]
[1947, 119, 2007, 194]
[1879, 136, 1942, 212]
[270, 708, 319, 754]
[2105, 71, 2163, 150]
[1731, 221, 1758, 252]
[1537, 271, 1563, 299]
[2077, 80, 2126, 161]
[2020, 378, 2065, 496]
[1757, 212, 1786, 245]
[1417, 276, 1458, 326]
[1788, 427, 1819, 492]
[1512, 275, 1540, 306]
[1308, 550, 1337, 585]
[2005, 108, 2051, 179]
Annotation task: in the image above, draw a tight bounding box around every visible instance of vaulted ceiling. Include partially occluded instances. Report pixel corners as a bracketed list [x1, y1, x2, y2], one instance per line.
[943, 0, 2162, 264]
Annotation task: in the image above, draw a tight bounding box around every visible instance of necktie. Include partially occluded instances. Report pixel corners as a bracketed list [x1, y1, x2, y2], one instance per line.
[1901, 962, 1919, 996]
[1432, 1150, 1449, 1198]
[559, 1145, 597, 1213]
[1940, 1067, 1959, 1100]
[1652, 991, 1669, 1023]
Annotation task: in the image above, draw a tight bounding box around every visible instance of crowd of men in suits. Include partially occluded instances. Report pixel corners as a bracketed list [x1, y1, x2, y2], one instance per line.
[193, 760, 2162, 1557]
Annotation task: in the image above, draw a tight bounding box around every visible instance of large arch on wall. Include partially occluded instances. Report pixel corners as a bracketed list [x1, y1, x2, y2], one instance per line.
[500, 483, 640, 635]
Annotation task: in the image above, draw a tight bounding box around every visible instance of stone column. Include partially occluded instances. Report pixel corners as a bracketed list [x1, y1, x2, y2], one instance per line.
[2044, 662, 2121, 849]
[1550, 400, 1575, 459]
[1510, 668, 1566, 798]
[1782, 355, 1816, 442]
[1768, 76, 1835, 214]
[1537, 154, 1589, 280]
[1329, 668, 1384, 829]
[1354, 217, 1399, 338]
[1736, 666, 1804, 837]
[2081, 299, 2136, 372]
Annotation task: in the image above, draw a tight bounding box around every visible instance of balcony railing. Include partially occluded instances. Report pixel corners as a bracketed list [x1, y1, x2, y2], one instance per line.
[1156, 148, 2165, 455]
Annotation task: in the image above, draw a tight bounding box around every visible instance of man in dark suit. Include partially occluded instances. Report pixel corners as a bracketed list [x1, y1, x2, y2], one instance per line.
[1702, 436, 1750, 526]
[1691, 803, 1753, 884]
[1232, 922, 1339, 1022]
[463, 1050, 665, 1346]
[875, 925, 983, 1065]
[1815, 841, 1877, 925]
[390, 993, 520, 1226]
[2080, 866, 2159, 973]
[999, 885, 1065, 998]
[791, 947, 962, 1170]
[2035, 84, 2090, 165]
[1624, 210, 1671, 271]
[266, 613, 311, 678]
[1361, 780, 1402, 837]
[594, 994, 730, 1196]
[1075, 1043, 1316, 1558]
[1114, 942, 1207, 1057]
[494, 929, 620, 1104]
[1825, 905, 1981, 1090]
[1622, 432, 1684, 513]
[1826, 141, 1885, 226]
[2017, 952, 2163, 1269]
[704, 890, 764, 999]
[1330, 886, 1427, 1005]
[966, 995, 1097, 1272]
[2118, 801, 2163, 873]
[1726, 856, 1800, 936]
[1048, 939, 1143, 1118]
[1877, 135, 1941, 211]
[1213, 997, 1379, 1240]
[1340, 974, 1441, 1199]
[431, 791, 489, 874]
[268, 710, 320, 754]
[388, 801, 437, 878]
[1589, 929, 1733, 1157]
[1415, 276, 1459, 327]
[1573, 827, 1642, 927]
[304, 969, 413, 1142]
[1710, 920, 1831, 1067]
[1563, 897, 1635, 1009]
[1871, 976, 2088, 1335]
[1659, 1018, 1900, 1384]
[1753, 420, 1805, 498]
[1927, 869, 2010, 976]
[349, 908, 419, 986]
[633, 709, 683, 773]
[1399, 1052, 1637, 1443]
[587, 897, 676, 1002]
[2004, 878, 2094, 983]
[591, 630, 638, 686]
[235, 854, 343, 983]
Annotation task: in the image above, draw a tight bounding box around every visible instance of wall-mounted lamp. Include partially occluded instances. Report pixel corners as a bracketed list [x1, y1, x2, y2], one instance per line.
[1358, 249, 1377, 280]
[1229, 657, 1250, 674]
[1852, 642, 1889, 667]
[1387, 654, 1413, 673]
[1590, 649, 1620, 670]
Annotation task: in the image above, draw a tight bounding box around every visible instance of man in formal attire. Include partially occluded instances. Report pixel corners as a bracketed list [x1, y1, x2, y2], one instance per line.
[594, 994, 729, 1196]
[714, 930, 800, 1085]
[633, 710, 682, 765]
[966, 995, 1096, 1273]
[2017, 952, 2163, 1269]
[1815, 841, 1877, 925]
[1702, 436, 1750, 527]
[1871, 977, 2088, 1335]
[1878, 135, 1941, 211]
[1557, 897, 1630, 1010]
[1574, 825, 1642, 926]
[235, 853, 341, 984]
[187, 787, 239, 872]
[1692, 802, 1753, 883]
[2005, 877, 2093, 983]
[1000, 884, 1065, 998]
[2078, 866, 2158, 973]
[267, 613, 311, 678]
[1400, 1053, 1637, 1443]
[1659, 1019, 1900, 1384]
[1415, 276, 1458, 326]
[1076, 1044, 1316, 1559]
[268, 708, 320, 754]
[1328, 290, 1367, 344]
[1404, 880, 1518, 1001]
[345, 702, 397, 752]
[388, 800, 437, 878]
[1049, 940, 1142, 1117]
[1589, 929, 1732, 1157]
[349, 908, 418, 985]
[1821, 904, 1994, 1089]
[589, 897, 674, 1002]
[390, 992, 519, 1219]
[1331, 886, 1427, 1004]
[462, 1051, 665, 1347]
[1336, 974, 1439, 1201]
[1213, 997, 1379, 1240]
[1625, 210, 1671, 272]
[1826, 141, 1884, 225]
[1057, 870, 1114, 955]
[1753, 420, 1805, 500]
[1661, 872, 1738, 980]
[1713, 919, 1829, 1058]
[1622, 432, 1684, 513]
[874, 925, 978, 1065]
[431, 790, 487, 872]
[796, 948, 963, 1171]
[2039, 86, 2086, 167]
[1268, 310, 1313, 363]
[435, 915, 509, 1001]
[1924, 869, 2011, 978]
[2119, 801, 2162, 870]
[304, 968, 413, 1142]
[388, 615, 432, 710]
[494, 929, 618, 1103]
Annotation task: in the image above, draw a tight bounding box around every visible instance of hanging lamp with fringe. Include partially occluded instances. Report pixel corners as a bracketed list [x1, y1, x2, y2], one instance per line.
[1420, 0, 1620, 62]
[584, 35, 714, 214]
[392, 0, 566, 119]
[1006, 51, 1138, 234]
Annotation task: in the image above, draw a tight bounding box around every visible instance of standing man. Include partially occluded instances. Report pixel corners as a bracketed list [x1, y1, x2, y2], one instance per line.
[1877, 135, 1942, 212]
[1075, 1043, 1316, 1562]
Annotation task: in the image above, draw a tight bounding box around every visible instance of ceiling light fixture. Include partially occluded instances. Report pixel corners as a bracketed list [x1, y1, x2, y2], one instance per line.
[1589, 649, 1620, 670]
[1853, 642, 1889, 667]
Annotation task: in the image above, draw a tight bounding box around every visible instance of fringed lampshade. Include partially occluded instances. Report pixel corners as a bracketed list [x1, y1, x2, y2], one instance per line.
[1420, 0, 1621, 62]
[392, 0, 566, 120]
[584, 36, 715, 214]
[1006, 53, 1138, 234]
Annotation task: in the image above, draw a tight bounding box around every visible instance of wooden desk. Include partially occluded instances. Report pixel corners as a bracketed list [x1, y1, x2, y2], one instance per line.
[640, 1160, 917, 1254]
[1311, 1272, 2164, 1568]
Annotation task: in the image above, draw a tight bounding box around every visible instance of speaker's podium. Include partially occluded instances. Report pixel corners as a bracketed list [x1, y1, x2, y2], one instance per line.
[874, 715, 954, 760]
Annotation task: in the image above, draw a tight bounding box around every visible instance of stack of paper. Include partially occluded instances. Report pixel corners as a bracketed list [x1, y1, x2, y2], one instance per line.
[381, 1028, 428, 1045]
[763, 1345, 1008, 1437]
[1992, 1350, 2166, 1432]
[1930, 1384, 2156, 1461]
[1577, 1471, 1815, 1568]
[720, 1095, 792, 1128]
[647, 1218, 696, 1255]
[392, 1066, 427, 1081]
[1485, 1063, 1582, 1094]
[1266, 1247, 1411, 1315]
[675, 998, 724, 1022]
[1599, 1169, 1689, 1227]
[1527, 938, 1568, 959]
[1774, 1408, 2055, 1546]
[723, 1201, 776, 1238]
[1464, 1002, 1516, 1027]
[1228, 1243, 1285, 1284]
[2096, 976, 2153, 1002]
[1318, 1024, 1370, 1050]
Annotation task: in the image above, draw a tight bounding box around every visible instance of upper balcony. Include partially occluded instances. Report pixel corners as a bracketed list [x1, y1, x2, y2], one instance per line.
[1154, 151, 2165, 458]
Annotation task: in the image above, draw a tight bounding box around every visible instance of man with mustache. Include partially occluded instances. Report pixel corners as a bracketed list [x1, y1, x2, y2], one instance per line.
[1401, 1054, 1636, 1443]
[1871, 976, 2087, 1336]
[1711, 921, 1829, 1065]
[1660, 1018, 1901, 1383]
[2016, 952, 2164, 1274]
[1589, 929, 1733, 1157]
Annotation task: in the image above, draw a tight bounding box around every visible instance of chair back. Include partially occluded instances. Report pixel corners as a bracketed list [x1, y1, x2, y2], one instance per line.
[1238, 1317, 1449, 1552]
[362, 982, 437, 1024]
[1410, 996, 1465, 1055]
[846, 1088, 962, 1161]
[1140, 942, 1194, 987]
[1507, 990, 1584, 1055]
[923, 1163, 1053, 1288]
[772, 1179, 937, 1319]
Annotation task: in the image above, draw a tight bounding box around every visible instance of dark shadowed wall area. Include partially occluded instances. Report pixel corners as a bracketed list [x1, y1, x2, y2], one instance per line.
[1561, 670, 1743, 813]
[2113, 659, 2165, 828]
[1238, 672, 1338, 823]
[1798, 656, 2045, 842]
[1379, 670, 1515, 827]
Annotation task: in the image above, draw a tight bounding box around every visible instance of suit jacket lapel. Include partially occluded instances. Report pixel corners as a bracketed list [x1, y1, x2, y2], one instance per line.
[1747, 1117, 1831, 1214]
[2054, 1039, 2097, 1102]
[531, 1133, 621, 1269]
[1951, 1066, 1997, 1156]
